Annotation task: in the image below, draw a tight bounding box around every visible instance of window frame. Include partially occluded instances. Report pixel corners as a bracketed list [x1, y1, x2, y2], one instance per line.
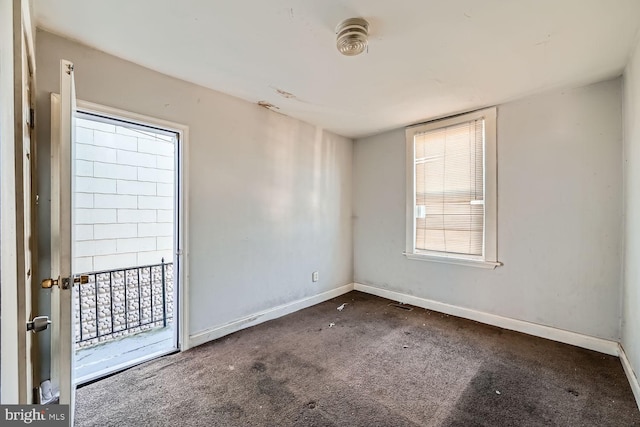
[404, 107, 501, 269]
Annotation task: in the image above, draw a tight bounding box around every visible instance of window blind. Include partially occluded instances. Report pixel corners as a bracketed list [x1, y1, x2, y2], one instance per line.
[414, 118, 484, 256]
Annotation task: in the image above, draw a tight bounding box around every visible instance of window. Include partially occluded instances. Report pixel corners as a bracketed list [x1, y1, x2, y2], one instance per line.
[405, 107, 500, 268]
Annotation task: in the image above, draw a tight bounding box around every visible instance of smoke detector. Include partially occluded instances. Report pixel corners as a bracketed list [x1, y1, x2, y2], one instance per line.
[336, 18, 369, 56]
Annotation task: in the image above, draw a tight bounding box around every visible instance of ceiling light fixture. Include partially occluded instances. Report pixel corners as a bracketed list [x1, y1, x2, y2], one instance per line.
[336, 18, 369, 56]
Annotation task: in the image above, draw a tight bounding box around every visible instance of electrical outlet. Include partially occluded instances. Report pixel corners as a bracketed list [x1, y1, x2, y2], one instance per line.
[312, 271, 319, 282]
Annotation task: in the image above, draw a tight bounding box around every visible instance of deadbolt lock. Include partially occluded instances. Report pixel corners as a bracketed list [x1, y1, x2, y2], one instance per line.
[41, 275, 89, 289]
[27, 316, 51, 333]
[41, 278, 58, 288]
[75, 275, 89, 284]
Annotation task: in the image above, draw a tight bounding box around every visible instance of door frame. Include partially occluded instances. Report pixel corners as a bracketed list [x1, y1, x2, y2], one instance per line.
[73, 99, 190, 353]
[0, 0, 37, 404]
[14, 6, 37, 403]
[0, 0, 20, 404]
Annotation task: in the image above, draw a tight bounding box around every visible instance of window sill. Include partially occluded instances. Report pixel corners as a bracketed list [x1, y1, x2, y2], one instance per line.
[403, 252, 502, 269]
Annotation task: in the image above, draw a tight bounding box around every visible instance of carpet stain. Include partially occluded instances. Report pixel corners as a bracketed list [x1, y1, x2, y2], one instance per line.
[524, 402, 536, 415]
[273, 351, 326, 376]
[257, 376, 295, 407]
[443, 361, 569, 426]
[566, 387, 580, 396]
[251, 361, 267, 373]
[214, 403, 244, 420]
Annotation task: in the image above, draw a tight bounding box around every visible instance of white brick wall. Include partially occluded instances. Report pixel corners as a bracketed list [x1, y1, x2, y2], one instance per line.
[117, 209, 156, 223]
[116, 180, 156, 196]
[138, 167, 173, 183]
[93, 224, 137, 240]
[76, 144, 117, 163]
[75, 224, 94, 241]
[94, 194, 138, 209]
[75, 193, 94, 208]
[94, 162, 137, 180]
[73, 116, 176, 273]
[156, 209, 173, 223]
[138, 195, 173, 210]
[117, 150, 156, 168]
[76, 177, 116, 194]
[76, 209, 116, 224]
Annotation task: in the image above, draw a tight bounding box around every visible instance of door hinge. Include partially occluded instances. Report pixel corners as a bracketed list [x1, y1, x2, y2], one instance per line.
[29, 108, 35, 129]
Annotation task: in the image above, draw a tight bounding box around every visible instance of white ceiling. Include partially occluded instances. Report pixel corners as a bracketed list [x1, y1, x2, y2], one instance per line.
[35, 0, 640, 139]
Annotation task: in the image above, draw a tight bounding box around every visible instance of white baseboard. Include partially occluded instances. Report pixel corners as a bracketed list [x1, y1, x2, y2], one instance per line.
[353, 283, 620, 356]
[619, 344, 640, 410]
[188, 283, 355, 348]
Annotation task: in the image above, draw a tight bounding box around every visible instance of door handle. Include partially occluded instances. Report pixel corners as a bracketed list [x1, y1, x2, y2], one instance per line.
[41, 275, 89, 289]
[41, 278, 58, 288]
[27, 316, 51, 333]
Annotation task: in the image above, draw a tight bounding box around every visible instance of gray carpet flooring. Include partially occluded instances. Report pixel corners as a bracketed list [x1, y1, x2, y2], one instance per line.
[76, 291, 640, 426]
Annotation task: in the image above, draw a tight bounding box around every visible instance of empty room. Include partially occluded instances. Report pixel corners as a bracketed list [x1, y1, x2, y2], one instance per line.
[1, 0, 640, 426]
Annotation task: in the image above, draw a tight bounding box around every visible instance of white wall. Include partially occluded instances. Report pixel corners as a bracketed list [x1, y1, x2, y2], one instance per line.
[0, 0, 19, 404]
[623, 37, 640, 390]
[354, 79, 623, 341]
[73, 117, 175, 273]
[36, 31, 353, 355]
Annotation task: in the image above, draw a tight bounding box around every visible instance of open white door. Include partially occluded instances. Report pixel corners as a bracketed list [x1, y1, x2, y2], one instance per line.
[49, 59, 77, 422]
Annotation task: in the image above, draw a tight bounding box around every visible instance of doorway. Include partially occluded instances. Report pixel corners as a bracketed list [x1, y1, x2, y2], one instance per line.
[70, 104, 182, 384]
